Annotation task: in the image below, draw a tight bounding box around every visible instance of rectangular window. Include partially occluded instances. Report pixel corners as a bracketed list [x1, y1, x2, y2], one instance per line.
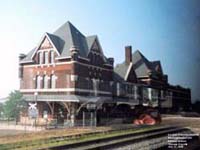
[117, 83, 120, 96]
[50, 51, 54, 63]
[92, 79, 98, 96]
[52, 77, 56, 88]
[36, 76, 41, 89]
[50, 75, 56, 88]
[39, 52, 43, 64]
[148, 88, 152, 100]
[44, 75, 48, 89]
[44, 51, 48, 64]
[134, 86, 137, 100]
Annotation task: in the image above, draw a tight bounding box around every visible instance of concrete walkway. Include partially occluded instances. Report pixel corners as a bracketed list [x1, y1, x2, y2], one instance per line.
[0, 123, 44, 131]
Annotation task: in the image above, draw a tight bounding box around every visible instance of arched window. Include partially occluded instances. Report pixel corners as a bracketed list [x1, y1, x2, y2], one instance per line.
[50, 74, 56, 88]
[50, 51, 54, 64]
[43, 75, 48, 89]
[35, 75, 41, 89]
[38, 52, 43, 64]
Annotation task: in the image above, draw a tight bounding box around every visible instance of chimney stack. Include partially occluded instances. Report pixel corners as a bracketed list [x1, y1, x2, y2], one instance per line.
[108, 57, 114, 66]
[125, 46, 132, 65]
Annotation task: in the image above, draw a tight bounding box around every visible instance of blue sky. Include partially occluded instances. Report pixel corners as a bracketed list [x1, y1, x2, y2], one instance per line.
[0, 0, 199, 102]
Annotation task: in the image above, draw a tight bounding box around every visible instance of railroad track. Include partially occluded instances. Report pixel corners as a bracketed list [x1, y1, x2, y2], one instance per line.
[40, 126, 199, 150]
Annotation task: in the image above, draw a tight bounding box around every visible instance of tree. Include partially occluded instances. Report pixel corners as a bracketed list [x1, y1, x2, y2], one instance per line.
[0, 103, 4, 118]
[3, 90, 26, 120]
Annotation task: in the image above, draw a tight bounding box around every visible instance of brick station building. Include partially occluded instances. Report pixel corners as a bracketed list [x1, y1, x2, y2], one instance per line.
[19, 21, 191, 126]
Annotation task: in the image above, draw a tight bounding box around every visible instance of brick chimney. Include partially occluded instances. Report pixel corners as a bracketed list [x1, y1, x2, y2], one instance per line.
[125, 46, 132, 65]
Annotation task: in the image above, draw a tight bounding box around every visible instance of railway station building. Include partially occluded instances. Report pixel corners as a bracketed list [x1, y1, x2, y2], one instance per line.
[19, 21, 191, 126]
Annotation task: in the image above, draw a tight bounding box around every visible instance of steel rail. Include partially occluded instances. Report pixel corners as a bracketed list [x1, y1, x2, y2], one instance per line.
[40, 126, 194, 150]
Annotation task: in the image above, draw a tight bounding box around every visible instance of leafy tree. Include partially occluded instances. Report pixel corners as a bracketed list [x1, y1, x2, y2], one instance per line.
[0, 103, 4, 118]
[3, 90, 26, 120]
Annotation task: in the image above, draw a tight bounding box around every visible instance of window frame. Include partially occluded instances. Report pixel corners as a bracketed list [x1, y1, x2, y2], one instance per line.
[38, 52, 43, 64]
[44, 51, 49, 64]
[35, 75, 41, 89]
[50, 51, 54, 64]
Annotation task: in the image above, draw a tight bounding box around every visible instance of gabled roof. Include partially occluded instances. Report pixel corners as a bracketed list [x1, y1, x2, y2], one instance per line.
[114, 50, 163, 81]
[53, 21, 89, 58]
[29, 32, 61, 60]
[151, 60, 163, 74]
[20, 21, 109, 63]
[131, 50, 151, 77]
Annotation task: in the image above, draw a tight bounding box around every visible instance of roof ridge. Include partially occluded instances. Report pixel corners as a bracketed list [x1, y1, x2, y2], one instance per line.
[133, 50, 146, 59]
[67, 22, 76, 47]
[67, 21, 87, 50]
[132, 50, 150, 66]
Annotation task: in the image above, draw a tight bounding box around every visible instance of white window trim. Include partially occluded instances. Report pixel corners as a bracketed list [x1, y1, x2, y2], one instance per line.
[50, 74, 57, 89]
[50, 51, 54, 64]
[148, 88, 152, 100]
[36, 76, 42, 89]
[44, 51, 49, 64]
[43, 75, 49, 89]
[38, 52, 43, 64]
[134, 86, 137, 100]
[70, 75, 78, 82]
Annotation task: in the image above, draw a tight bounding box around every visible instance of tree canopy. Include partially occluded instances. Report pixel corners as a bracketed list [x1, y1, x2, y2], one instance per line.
[3, 90, 26, 119]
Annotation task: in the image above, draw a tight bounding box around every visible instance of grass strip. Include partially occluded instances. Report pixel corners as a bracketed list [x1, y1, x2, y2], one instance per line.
[0, 125, 161, 150]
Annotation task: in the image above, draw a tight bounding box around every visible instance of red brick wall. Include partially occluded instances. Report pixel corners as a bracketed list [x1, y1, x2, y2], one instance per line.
[20, 63, 75, 89]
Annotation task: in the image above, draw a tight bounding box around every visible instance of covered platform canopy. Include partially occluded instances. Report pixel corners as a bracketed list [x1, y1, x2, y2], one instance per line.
[23, 94, 113, 103]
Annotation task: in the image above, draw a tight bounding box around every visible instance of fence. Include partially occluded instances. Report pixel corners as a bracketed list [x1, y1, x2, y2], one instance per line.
[0, 120, 44, 131]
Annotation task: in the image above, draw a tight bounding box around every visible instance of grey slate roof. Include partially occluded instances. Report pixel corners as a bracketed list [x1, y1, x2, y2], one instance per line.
[151, 60, 163, 74]
[46, 33, 62, 53]
[20, 48, 36, 63]
[114, 50, 163, 81]
[53, 21, 89, 58]
[114, 63, 129, 81]
[86, 35, 97, 50]
[20, 21, 108, 62]
[131, 50, 152, 77]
